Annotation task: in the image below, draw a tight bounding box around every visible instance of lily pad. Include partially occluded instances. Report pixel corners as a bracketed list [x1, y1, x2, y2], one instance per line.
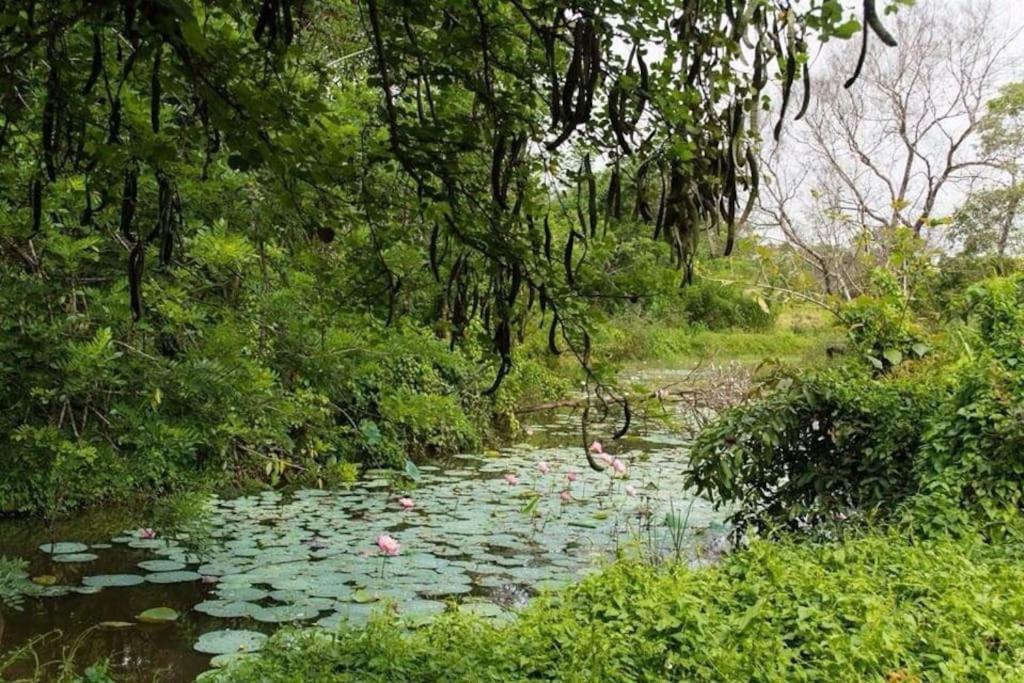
[32, 574, 58, 586]
[83, 574, 146, 588]
[136, 607, 180, 624]
[194, 600, 261, 619]
[194, 629, 268, 655]
[210, 652, 252, 669]
[138, 559, 186, 572]
[250, 603, 321, 623]
[52, 552, 99, 563]
[146, 570, 202, 584]
[39, 542, 88, 555]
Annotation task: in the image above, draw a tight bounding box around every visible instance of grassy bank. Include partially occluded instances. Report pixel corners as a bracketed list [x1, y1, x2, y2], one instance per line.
[209, 530, 1024, 682]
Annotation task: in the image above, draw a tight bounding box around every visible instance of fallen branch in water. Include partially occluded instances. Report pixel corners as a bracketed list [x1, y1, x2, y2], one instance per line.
[516, 363, 754, 430]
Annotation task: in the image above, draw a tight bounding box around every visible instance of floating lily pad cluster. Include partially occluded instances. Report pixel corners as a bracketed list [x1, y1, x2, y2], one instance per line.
[24, 414, 726, 659]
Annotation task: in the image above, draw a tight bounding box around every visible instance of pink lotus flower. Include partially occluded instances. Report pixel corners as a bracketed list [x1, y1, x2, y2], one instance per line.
[504, 473, 519, 486]
[625, 484, 637, 496]
[566, 470, 578, 483]
[588, 441, 603, 455]
[137, 528, 156, 539]
[376, 534, 400, 556]
[399, 497, 414, 510]
[597, 452, 614, 465]
[537, 461, 550, 475]
[560, 490, 573, 503]
[611, 458, 627, 476]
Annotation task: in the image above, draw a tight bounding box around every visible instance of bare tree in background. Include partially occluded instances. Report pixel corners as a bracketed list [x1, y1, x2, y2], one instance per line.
[754, 0, 1020, 297]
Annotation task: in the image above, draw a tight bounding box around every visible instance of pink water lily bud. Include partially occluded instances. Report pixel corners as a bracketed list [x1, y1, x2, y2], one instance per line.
[504, 473, 519, 486]
[560, 489, 573, 503]
[625, 484, 637, 496]
[597, 452, 614, 465]
[537, 461, 550, 474]
[566, 470, 578, 483]
[588, 441, 603, 455]
[376, 534, 401, 556]
[138, 528, 156, 539]
[611, 458, 627, 476]
[399, 497, 414, 510]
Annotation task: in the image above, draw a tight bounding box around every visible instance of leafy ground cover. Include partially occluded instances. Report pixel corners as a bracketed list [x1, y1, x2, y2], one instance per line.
[208, 530, 1024, 682]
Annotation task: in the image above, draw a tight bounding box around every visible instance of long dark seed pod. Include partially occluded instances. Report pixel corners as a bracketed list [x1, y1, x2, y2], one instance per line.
[795, 62, 811, 120]
[128, 241, 145, 320]
[543, 214, 552, 261]
[120, 166, 137, 240]
[865, 0, 897, 47]
[774, 47, 797, 141]
[507, 263, 522, 307]
[548, 313, 561, 354]
[635, 48, 649, 121]
[563, 229, 576, 286]
[429, 223, 441, 281]
[30, 177, 42, 236]
[150, 42, 162, 133]
[606, 162, 622, 221]
[560, 22, 583, 120]
[612, 398, 631, 439]
[585, 155, 597, 237]
[42, 63, 59, 182]
[83, 32, 102, 94]
[491, 132, 506, 208]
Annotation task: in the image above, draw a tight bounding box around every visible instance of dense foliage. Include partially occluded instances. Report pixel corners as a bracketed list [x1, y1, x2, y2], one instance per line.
[5, 0, 870, 514]
[209, 531, 1024, 682]
[688, 272, 1024, 537]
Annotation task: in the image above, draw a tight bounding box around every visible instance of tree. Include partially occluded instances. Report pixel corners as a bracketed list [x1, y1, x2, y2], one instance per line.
[949, 82, 1024, 259]
[757, 0, 1019, 296]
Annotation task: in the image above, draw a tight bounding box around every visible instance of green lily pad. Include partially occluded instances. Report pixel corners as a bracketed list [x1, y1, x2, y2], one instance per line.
[194, 600, 261, 619]
[136, 607, 180, 624]
[216, 586, 269, 602]
[83, 574, 145, 588]
[52, 552, 99, 563]
[40, 542, 88, 555]
[146, 570, 202, 584]
[138, 559, 186, 572]
[459, 602, 506, 618]
[251, 603, 321, 623]
[32, 574, 58, 586]
[209, 652, 252, 669]
[194, 629, 268, 655]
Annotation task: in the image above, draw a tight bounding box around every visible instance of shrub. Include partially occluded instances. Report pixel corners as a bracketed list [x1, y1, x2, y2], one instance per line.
[677, 280, 775, 331]
[208, 531, 1024, 683]
[688, 275, 1024, 538]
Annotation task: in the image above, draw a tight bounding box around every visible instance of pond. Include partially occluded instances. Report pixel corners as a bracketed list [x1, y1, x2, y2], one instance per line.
[0, 410, 727, 681]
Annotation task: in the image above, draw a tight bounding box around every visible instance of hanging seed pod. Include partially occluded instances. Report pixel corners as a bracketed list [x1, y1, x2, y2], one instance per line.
[30, 177, 42, 235]
[794, 61, 811, 121]
[119, 166, 137, 240]
[128, 241, 145, 320]
[83, 32, 102, 95]
[150, 42, 162, 133]
[612, 399, 631, 439]
[548, 313, 561, 355]
[563, 229, 576, 286]
[846, 0, 897, 88]
[543, 214, 553, 261]
[491, 131, 507, 208]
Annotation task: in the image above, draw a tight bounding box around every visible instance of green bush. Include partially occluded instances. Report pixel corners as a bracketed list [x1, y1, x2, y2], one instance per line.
[209, 531, 1024, 682]
[688, 275, 1024, 538]
[677, 280, 775, 331]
